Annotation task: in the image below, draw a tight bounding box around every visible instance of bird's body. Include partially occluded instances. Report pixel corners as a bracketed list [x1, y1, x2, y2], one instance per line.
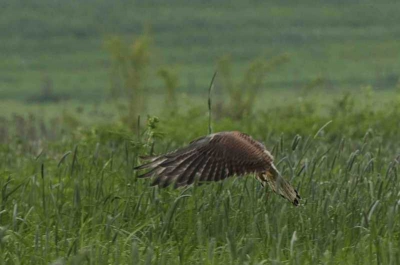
[134, 131, 300, 206]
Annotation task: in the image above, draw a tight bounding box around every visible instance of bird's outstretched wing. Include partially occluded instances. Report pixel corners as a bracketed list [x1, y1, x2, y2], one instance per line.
[134, 131, 273, 187]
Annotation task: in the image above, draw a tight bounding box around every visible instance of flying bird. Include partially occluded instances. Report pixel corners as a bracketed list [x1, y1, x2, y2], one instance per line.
[134, 131, 300, 206]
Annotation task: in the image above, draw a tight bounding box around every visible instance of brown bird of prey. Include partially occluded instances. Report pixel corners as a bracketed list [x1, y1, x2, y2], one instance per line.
[134, 131, 300, 206]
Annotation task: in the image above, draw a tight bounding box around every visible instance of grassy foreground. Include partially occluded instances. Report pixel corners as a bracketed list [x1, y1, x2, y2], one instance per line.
[1, 91, 400, 264]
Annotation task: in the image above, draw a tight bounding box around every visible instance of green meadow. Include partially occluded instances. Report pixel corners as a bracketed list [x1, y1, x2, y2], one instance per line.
[1, 1, 400, 264]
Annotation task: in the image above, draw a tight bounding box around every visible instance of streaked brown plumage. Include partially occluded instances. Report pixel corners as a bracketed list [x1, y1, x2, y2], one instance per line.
[134, 131, 301, 206]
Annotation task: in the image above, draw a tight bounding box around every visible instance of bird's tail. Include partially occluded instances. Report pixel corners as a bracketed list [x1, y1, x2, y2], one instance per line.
[263, 164, 301, 206]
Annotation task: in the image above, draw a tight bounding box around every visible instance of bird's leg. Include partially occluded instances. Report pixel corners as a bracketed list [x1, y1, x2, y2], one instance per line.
[261, 180, 271, 200]
[257, 173, 270, 200]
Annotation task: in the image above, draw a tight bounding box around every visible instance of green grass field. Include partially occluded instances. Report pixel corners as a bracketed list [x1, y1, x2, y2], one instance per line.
[1, 1, 400, 264]
[1, 90, 400, 264]
[1, 0, 400, 101]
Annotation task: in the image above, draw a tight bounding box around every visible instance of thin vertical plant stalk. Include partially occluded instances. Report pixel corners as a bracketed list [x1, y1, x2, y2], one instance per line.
[208, 71, 217, 135]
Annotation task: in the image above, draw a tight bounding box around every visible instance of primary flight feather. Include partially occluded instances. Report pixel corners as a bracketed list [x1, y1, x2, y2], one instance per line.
[134, 131, 301, 206]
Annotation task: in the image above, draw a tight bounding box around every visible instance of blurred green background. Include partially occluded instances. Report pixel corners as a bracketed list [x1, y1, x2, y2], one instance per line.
[1, 0, 399, 102]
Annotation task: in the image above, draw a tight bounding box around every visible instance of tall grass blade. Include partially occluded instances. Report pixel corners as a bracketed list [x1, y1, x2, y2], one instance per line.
[208, 71, 217, 135]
